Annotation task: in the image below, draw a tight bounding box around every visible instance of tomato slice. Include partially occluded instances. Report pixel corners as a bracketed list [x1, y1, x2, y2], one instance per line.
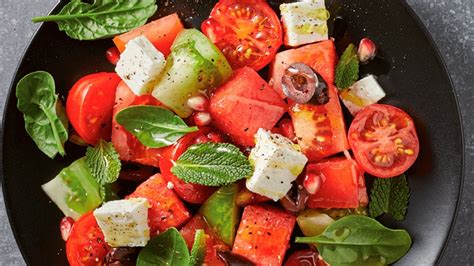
[66, 212, 110, 266]
[66, 73, 121, 145]
[348, 104, 419, 178]
[159, 128, 219, 204]
[202, 0, 282, 71]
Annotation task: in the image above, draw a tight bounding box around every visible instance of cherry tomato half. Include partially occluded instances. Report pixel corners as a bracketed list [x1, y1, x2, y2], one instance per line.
[202, 0, 282, 71]
[66, 73, 121, 145]
[348, 104, 419, 178]
[66, 212, 110, 266]
[159, 128, 222, 204]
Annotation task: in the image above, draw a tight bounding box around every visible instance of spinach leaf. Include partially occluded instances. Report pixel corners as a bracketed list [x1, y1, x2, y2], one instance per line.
[16, 71, 68, 158]
[137, 228, 190, 266]
[31, 0, 157, 40]
[296, 215, 412, 265]
[172, 143, 253, 186]
[115, 105, 198, 148]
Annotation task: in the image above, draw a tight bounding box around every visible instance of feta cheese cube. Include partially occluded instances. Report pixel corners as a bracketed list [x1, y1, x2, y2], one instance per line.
[115, 36, 166, 95]
[94, 198, 150, 247]
[246, 129, 308, 201]
[280, 0, 329, 47]
[340, 75, 386, 115]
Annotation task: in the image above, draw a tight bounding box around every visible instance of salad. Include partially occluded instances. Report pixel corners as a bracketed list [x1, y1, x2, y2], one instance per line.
[16, 0, 420, 265]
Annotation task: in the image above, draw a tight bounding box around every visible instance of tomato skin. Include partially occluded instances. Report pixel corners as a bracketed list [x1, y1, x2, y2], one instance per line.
[113, 13, 184, 56]
[348, 104, 420, 178]
[66, 73, 121, 145]
[112, 82, 165, 168]
[285, 250, 328, 266]
[159, 128, 219, 204]
[306, 157, 368, 209]
[180, 215, 229, 266]
[202, 0, 282, 71]
[66, 212, 110, 266]
[127, 174, 191, 236]
[232, 205, 296, 266]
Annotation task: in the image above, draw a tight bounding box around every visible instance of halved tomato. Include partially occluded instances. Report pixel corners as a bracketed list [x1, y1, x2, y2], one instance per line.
[348, 104, 419, 178]
[112, 81, 165, 168]
[202, 0, 282, 71]
[66, 212, 110, 266]
[66, 73, 121, 145]
[159, 128, 219, 204]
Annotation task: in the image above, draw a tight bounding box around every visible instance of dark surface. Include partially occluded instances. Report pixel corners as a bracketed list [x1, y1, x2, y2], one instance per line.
[0, 0, 472, 265]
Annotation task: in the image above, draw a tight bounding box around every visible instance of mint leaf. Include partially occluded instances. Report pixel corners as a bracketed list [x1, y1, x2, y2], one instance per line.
[137, 228, 190, 266]
[172, 143, 253, 186]
[189, 230, 206, 266]
[86, 140, 121, 186]
[335, 44, 359, 89]
[369, 174, 410, 221]
[116, 106, 198, 148]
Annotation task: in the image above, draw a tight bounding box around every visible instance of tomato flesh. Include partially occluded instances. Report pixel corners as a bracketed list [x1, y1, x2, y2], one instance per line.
[202, 0, 282, 71]
[66, 73, 121, 145]
[66, 212, 110, 266]
[348, 104, 420, 178]
[127, 174, 191, 236]
[232, 205, 296, 265]
[306, 156, 368, 209]
[112, 81, 165, 168]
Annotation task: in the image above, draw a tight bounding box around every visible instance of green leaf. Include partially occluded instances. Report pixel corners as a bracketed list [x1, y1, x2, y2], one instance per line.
[137, 228, 190, 266]
[16, 71, 68, 158]
[31, 0, 157, 40]
[335, 44, 359, 89]
[369, 174, 410, 221]
[86, 140, 121, 186]
[115, 106, 198, 148]
[172, 143, 253, 186]
[296, 215, 412, 265]
[189, 230, 206, 266]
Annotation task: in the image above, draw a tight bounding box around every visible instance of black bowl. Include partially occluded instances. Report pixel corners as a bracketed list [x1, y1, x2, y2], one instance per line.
[2, 0, 464, 265]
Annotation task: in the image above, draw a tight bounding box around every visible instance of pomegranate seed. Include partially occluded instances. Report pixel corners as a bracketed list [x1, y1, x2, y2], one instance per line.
[303, 173, 322, 194]
[358, 38, 377, 63]
[193, 112, 212, 126]
[105, 47, 121, 65]
[207, 132, 224, 143]
[60, 217, 75, 241]
[187, 95, 209, 111]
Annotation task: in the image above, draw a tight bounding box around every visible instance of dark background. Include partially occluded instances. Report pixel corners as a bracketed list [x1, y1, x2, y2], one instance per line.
[0, 0, 472, 265]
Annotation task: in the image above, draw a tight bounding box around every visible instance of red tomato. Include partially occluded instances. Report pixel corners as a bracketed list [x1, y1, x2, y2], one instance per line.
[127, 174, 191, 236]
[306, 156, 368, 209]
[113, 13, 184, 56]
[290, 84, 349, 161]
[66, 212, 110, 266]
[66, 73, 121, 145]
[111, 81, 165, 168]
[202, 0, 282, 71]
[270, 40, 336, 98]
[348, 104, 420, 178]
[209, 67, 287, 147]
[159, 128, 219, 204]
[232, 205, 296, 265]
[285, 250, 328, 266]
[105, 47, 120, 65]
[180, 215, 229, 266]
[235, 187, 270, 206]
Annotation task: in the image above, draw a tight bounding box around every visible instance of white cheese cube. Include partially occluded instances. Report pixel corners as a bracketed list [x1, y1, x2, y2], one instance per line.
[340, 75, 386, 115]
[94, 198, 150, 247]
[280, 0, 329, 47]
[115, 36, 166, 95]
[246, 129, 308, 201]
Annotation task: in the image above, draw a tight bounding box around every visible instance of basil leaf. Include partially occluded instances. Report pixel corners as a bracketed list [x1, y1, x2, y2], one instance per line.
[369, 174, 410, 221]
[189, 229, 206, 266]
[16, 71, 68, 158]
[296, 215, 412, 265]
[335, 43, 359, 89]
[86, 140, 121, 185]
[31, 0, 157, 40]
[137, 228, 190, 266]
[172, 143, 253, 186]
[115, 106, 198, 148]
